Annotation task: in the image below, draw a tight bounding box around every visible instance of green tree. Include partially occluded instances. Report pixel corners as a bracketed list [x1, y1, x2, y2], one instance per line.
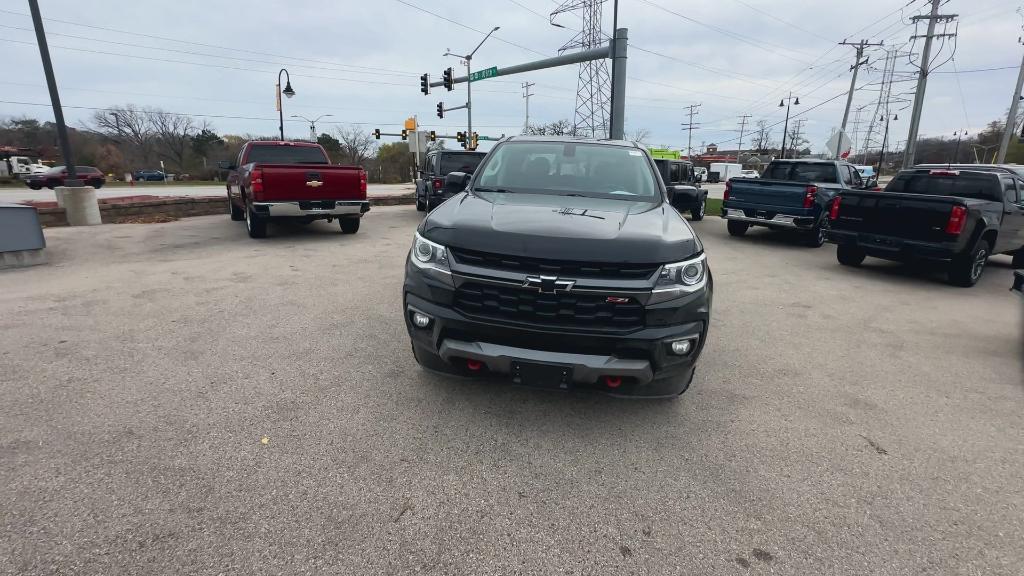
[317, 132, 342, 159]
[192, 127, 224, 162]
[376, 142, 413, 183]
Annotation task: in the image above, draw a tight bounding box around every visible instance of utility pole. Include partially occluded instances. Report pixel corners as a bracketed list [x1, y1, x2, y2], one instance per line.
[997, 38, 1024, 163]
[27, 0, 78, 186]
[904, 0, 958, 167]
[838, 39, 883, 158]
[736, 114, 751, 163]
[791, 119, 807, 159]
[681, 103, 701, 159]
[522, 81, 535, 135]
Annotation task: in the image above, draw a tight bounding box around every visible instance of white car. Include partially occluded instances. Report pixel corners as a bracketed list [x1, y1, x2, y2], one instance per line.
[739, 169, 760, 178]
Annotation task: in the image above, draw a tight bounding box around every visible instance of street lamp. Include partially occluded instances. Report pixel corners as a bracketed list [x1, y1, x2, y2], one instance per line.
[291, 113, 333, 142]
[443, 26, 500, 146]
[276, 68, 295, 140]
[778, 93, 799, 159]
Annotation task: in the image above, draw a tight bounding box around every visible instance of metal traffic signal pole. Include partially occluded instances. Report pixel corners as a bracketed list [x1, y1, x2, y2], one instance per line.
[425, 29, 628, 140]
[27, 0, 78, 186]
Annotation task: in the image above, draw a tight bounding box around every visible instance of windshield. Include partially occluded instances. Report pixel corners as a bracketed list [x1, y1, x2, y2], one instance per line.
[473, 141, 658, 201]
[763, 162, 838, 183]
[246, 145, 329, 165]
[440, 153, 484, 175]
[886, 172, 1001, 201]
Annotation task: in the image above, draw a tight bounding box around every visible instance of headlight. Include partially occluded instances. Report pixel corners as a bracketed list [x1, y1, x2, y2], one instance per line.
[410, 231, 450, 274]
[650, 253, 707, 304]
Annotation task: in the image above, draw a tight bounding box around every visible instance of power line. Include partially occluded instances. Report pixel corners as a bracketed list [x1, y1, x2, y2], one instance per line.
[392, 0, 547, 57]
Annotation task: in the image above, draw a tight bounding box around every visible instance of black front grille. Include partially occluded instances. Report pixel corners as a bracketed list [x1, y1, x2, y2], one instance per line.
[451, 248, 658, 280]
[454, 282, 644, 332]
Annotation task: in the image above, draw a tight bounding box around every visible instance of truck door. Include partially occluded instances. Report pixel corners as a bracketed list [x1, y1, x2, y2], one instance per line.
[999, 177, 1024, 254]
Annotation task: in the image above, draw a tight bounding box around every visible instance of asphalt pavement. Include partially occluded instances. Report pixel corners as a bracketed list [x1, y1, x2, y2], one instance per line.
[0, 207, 1021, 575]
[0, 182, 416, 203]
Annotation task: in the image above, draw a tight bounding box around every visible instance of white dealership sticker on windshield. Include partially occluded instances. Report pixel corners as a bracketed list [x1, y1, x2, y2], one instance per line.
[628, 151, 642, 156]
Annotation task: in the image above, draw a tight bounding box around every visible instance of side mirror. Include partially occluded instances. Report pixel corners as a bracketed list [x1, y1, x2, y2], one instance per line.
[444, 171, 471, 193]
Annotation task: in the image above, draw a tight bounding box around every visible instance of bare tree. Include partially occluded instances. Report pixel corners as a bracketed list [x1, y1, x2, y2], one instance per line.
[151, 110, 196, 172]
[786, 125, 810, 158]
[335, 125, 377, 166]
[90, 105, 155, 166]
[626, 127, 651, 146]
[528, 119, 575, 136]
[750, 120, 773, 153]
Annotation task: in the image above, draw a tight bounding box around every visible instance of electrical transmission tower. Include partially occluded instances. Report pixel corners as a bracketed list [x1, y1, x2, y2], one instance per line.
[551, 0, 610, 138]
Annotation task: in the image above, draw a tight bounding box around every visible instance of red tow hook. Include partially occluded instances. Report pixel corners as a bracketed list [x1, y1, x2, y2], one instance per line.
[604, 376, 622, 388]
[466, 359, 483, 372]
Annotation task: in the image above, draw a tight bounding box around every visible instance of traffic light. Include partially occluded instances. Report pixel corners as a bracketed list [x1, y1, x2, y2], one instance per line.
[419, 73, 430, 96]
[471, 132, 479, 150]
[436, 102, 444, 119]
[429, 130, 437, 142]
[442, 67, 454, 91]
[401, 129, 408, 141]
[456, 131, 465, 148]
[373, 128, 381, 140]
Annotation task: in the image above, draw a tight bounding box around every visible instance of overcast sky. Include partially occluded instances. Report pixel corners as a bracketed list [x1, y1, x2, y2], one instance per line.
[1, 0, 1021, 154]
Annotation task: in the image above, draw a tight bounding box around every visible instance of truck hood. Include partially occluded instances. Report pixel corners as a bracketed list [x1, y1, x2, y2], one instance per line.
[421, 191, 701, 264]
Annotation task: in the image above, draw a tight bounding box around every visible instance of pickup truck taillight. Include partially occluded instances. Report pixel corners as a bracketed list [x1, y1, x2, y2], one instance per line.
[803, 185, 817, 209]
[432, 178, 443, 191]
[723, 180, 731, 202]
[359, 169, 367, 195]
[945, 205, 967, 235]
[828, 196, 841, 220]
[250, 168, 263, 195]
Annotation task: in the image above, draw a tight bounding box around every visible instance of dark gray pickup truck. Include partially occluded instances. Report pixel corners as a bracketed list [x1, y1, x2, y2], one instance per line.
[721, 159, 869, 247]
[828, 167, 1024, 286]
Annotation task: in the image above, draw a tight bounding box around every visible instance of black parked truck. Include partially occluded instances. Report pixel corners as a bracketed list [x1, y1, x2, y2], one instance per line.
[827, 167, 1024, 286]
[653, 158, 708, 221]
[403, 136, 712, 398]
[415, 150, 486, 212]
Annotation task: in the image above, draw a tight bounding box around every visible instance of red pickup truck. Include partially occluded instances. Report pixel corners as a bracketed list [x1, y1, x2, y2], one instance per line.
[222, 141, 368, 238]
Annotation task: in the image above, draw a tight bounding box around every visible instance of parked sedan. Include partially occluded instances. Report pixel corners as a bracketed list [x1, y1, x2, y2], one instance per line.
[24, 166, 105, 190]
[740, 169, 760, 178]
[134, 169, 166, 181]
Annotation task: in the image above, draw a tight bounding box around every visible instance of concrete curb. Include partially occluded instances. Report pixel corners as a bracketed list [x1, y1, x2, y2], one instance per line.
[32, 195, 416, 227]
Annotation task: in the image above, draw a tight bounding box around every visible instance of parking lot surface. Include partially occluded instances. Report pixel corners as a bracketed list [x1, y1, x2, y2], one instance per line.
[1, 207, 1021, 575]
[0, 182, 415, 203]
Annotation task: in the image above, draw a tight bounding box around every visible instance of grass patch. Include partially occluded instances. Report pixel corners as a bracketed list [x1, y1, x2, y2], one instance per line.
[705, 197, 723, 216]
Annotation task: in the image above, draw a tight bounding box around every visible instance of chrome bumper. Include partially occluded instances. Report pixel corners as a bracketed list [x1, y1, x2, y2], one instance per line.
[253, 200, 369, 217]
[438, 339, 655, 385]
[723, 208, 800, 228]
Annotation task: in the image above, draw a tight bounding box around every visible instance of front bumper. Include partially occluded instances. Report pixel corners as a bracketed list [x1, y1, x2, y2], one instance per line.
[721, 207, 816, 229]
[403, 259, 710, 398]
[828, 229, 959, 262]
[251, 200, 370, 217]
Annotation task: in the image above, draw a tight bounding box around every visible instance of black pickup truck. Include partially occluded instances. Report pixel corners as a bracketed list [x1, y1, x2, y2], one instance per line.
[403, 136, 712, 398]
[827, 167, 1024, 286]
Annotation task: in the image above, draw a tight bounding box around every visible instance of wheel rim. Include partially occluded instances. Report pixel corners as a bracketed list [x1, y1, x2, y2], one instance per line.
[244, 200, 251, 230]
[971, 248, 987, 280]
[698, 199, 705, 217]
[817, 226, 826, 245]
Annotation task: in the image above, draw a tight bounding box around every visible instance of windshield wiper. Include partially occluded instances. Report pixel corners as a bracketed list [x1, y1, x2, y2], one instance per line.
[473, 186, 512, 193]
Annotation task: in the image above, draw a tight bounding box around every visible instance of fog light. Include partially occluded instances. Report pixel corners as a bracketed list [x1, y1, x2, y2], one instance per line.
[412, 312, 432, 328]
[670, 339, 693, 355]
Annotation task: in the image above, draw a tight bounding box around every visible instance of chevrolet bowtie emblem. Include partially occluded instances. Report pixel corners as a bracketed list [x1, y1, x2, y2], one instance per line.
[306, 180, 324, 187]
[523, 275, 575, 294]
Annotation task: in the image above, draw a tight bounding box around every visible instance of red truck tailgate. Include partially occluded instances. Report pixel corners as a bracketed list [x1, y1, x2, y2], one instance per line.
[255, 165, 365, 201]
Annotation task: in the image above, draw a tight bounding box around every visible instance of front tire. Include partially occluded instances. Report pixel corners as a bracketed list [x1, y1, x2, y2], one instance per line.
[727, 220, 749, 237]
[28, 183, 41, 190]
[836, 245, 866, 267]
[948, 240, 990, 287]
[690, 196, 706, 221]
[244, 198, 267, 239]
[88, 179, 103, 189]
[339, 217, 360, 234]
[415, 191, 426, 212]
[1012, 248, 1024, 269]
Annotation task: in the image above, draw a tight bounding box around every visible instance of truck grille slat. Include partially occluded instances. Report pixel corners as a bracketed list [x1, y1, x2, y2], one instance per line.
[451, 248, 658, 280]
[454, 282, 644, 332]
